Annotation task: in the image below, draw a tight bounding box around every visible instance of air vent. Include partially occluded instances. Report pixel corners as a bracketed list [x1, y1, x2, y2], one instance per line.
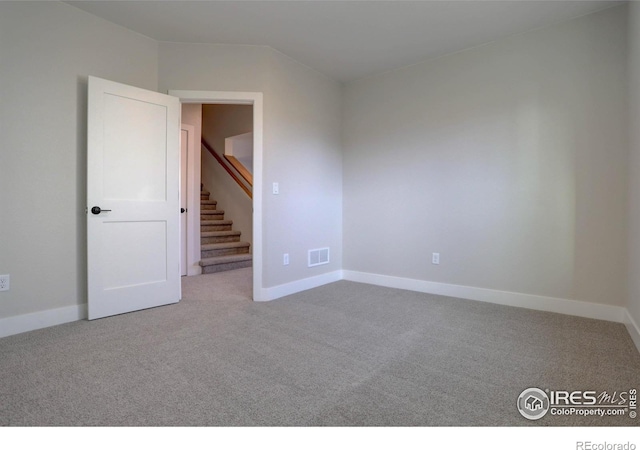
[308, 247, 330, 267]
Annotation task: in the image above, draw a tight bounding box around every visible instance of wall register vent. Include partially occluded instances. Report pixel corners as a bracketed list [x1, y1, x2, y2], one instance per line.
[308, 248, 330, 267]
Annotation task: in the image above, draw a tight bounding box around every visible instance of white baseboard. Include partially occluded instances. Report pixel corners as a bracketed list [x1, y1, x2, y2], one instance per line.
[624, 309, 640, 354]
[258, 270, 343, 302]
[3, 271, 638, 356]
[1, 271, 344, 337]
[0, 304, 87, 339]
[342, 270, 626, 323]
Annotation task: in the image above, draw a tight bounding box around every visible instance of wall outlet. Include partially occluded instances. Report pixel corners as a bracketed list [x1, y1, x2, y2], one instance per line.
[0, 274, 10, 291]
[272, 182, 279, 195]
[432, 253, 440, 265]
[283, 253, 289, 266]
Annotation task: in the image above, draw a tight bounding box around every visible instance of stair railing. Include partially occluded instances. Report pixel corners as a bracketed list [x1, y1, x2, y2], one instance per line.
[224, 154, 253, 187]
[202, 138, 252, 199]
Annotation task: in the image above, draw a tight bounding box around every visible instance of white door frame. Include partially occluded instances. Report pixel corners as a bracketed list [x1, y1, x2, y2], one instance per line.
[180, 123, 199, 276]
[169, 90, 264, 302]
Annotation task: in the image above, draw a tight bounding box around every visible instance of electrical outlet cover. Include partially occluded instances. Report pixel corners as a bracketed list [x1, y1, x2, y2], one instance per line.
[0, 274, 10, 291]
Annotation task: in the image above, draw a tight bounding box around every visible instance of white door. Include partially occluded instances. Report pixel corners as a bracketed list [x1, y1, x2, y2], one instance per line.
[87, 76, 181, 320]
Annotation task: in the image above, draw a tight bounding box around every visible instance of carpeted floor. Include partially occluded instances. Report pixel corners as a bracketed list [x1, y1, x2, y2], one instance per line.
[0, 268, 638, 426]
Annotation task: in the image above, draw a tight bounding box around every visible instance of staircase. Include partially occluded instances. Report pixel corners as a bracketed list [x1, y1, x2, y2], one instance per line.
[199, 187, 252, 274]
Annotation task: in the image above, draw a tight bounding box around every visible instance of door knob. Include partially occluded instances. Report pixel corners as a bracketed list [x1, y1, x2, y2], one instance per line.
[181, 208, 187, 213]
[91, 206, 112, 215]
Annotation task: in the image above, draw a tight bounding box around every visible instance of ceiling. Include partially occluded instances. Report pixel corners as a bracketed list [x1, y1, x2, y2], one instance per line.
[66, 0, 625, 82]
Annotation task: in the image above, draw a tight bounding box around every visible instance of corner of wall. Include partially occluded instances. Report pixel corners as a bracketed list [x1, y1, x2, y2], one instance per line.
[627, 0, 640, 356]
[624, 309, 640, 354]
[258, 270, 344, 301]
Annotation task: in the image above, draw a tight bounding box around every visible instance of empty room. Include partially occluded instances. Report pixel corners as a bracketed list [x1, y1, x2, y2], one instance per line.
[1, 0, 639, 442]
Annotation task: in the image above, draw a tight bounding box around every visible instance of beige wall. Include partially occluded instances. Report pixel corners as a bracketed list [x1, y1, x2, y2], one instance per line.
[263, 50, 343, 286]
[202, 104, 253, 151]
[343, 6, 628, 307]
[628, 2, 640, 328]
[201, 104, 253, 249]
[0, 1, 159, 319]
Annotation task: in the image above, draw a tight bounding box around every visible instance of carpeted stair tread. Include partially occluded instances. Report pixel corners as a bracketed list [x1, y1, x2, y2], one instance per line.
[201, 230, 241, 238]
[199, 186, 251, 273]
[200, 200, 218, 210]
[201, 230, 241, 244]
[201, 221, 233, 232]
[201, 209, 224, 216]
[200, 240, 250, 258]
[199, 253, 253, 267]
[201, 219, 233, 226]
[201, 241, 250, 251]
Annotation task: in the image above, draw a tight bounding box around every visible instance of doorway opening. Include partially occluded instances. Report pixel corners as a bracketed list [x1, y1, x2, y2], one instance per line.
[171, 90, 264, 302]
[200, 103, 254, 277]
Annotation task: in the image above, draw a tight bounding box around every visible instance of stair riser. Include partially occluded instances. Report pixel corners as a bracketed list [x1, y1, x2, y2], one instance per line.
[201, 224, 233, 232]
[200, 195, 209, 201]
[201, 259, 252, 274]
[201, 235, 241, 244]
[200, 205, 217, 210]
[201, 247, 250, 259]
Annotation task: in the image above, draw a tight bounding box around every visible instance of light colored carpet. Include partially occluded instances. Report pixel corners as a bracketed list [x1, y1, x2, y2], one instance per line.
[0, 268, 638, 426]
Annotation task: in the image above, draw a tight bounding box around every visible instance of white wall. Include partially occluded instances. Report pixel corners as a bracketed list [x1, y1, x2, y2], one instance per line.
[201, 104, 253, 249]
[0, 1, 159, 321]
[159, 44, 343, 289]
[343, 6, 628, 308]
[627, 2, 640, 342]
[263, 50, 343, 287]
[226, 132, 254, 172]
[158, 43, 270, 93]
